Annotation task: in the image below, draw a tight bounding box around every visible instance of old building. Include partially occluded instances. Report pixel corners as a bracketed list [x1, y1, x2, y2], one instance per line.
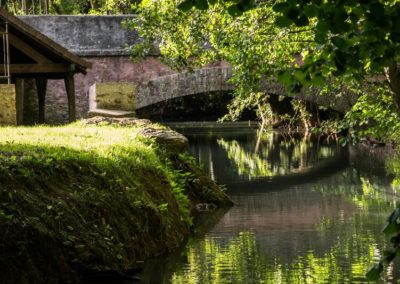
[0, 9, 91, 125]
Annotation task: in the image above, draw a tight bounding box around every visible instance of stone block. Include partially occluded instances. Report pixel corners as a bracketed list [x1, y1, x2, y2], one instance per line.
[0, 84, 17, 125]
[89, 82, 136, 112]
[87, 108, 136, 118]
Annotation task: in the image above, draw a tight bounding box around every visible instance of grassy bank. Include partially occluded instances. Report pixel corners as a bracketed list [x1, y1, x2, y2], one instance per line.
[0, 119, 232, 283]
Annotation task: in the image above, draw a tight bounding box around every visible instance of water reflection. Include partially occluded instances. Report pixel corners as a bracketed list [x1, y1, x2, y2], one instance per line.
[142, 125, 400, 283]
[217, 132, 340, 180]
[186, 129, 347, 185]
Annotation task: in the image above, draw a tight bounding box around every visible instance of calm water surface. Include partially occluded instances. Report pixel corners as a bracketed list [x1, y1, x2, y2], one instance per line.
[142, 125, 400, 283]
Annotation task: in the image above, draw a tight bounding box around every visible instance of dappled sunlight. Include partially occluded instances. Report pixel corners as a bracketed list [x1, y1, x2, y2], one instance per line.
[0, 123, 161, 168]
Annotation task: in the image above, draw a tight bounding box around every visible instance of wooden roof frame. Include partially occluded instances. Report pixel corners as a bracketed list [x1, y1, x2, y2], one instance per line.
[0, 8, 91, 76]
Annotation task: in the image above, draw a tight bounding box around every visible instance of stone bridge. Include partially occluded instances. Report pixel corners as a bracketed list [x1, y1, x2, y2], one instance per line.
[134, 67, 356, 113]
[19, 16, 357, 122]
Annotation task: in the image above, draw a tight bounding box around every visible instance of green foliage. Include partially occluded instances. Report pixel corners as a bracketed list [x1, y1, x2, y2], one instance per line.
[3, 0, 136, 14]
[363, 153, 400, 281]
[0, 122, 230, 282]
[340, 84, 400, 144]
[129, 0, 314, 120]
[272, 1, 400, 81]
[162, 158, 193, 225]
[134, 0, 400, 136]
[366, 203, 400, 281]
[181, 0, 400, 102]
[132, 1, 400, 280]
[177, 0, 255, 16]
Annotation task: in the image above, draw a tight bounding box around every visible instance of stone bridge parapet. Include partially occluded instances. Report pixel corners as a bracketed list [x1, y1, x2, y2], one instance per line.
[135, 67, 234, 109]
[135, 66, 357, 113]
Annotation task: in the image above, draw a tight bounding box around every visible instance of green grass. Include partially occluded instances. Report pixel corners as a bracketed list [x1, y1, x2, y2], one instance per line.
[0, 121, 231, 283]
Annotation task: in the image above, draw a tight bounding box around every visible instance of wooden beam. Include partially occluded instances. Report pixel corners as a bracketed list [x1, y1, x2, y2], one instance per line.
[10, 64, 69, 74]
[64, 74, 76, 122]
[15, 78, 24, 125]
[36, 78, 47, 123]
[6, 32, 53, 64]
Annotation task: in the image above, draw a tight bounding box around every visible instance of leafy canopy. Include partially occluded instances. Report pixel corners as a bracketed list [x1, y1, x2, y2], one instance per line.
[178, 0, 400, 88]
[130, 0, 316, 119]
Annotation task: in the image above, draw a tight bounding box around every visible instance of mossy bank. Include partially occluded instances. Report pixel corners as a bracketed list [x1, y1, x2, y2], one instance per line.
[0, 117, 232, 283]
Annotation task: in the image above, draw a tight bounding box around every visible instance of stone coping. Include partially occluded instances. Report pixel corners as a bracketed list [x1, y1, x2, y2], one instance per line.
[88, 108, 135, 118]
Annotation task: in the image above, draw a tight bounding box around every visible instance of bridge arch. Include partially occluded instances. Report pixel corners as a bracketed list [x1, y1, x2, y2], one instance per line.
[135, 67, 356, 114]
[135, 67, 234, 109]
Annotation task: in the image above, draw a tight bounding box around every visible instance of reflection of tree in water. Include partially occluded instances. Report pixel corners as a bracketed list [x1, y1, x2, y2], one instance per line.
[169, 227, 394, 284]
[142, 127, 400, 283]
[217, 132, 341, 179]
[312, 169, 399, 212]
[217, 139, 273, 177]
[167, 169, 400, 284]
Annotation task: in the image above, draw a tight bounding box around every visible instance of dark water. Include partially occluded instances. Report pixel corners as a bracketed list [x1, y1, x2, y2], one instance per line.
[142, 125, 400, 283]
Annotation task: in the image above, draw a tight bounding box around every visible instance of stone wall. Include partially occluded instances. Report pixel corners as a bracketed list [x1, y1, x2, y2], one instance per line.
[0, 84, 17, 125]
[18, 16, 235, 123]
[18, 15, 169, 123]
[43, 57, 172, 123]
[19, 15, 139, 56]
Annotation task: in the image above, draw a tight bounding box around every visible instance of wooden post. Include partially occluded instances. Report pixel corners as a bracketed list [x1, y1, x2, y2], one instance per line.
[15, 78, 24, 125]
[36, 78, 47, 123]
[64, 73, 76, 122]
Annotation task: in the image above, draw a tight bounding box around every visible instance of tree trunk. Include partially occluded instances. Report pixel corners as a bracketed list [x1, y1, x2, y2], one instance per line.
[386, 64, 400, 110]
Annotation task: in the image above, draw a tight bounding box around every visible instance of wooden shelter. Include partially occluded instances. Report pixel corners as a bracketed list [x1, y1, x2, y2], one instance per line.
[0, 9, 91, 123]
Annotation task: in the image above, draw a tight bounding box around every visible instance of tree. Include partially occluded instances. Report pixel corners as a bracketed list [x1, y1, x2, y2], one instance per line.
[130, 0, 400, 280]
[2, 0, 137, 14]
[176, 0, 400, 109]
[130, 0, 318, 122]
[130, 1, 400, 130]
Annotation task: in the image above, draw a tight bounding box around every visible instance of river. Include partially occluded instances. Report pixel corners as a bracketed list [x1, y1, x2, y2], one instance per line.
[141, 124, 400, 283]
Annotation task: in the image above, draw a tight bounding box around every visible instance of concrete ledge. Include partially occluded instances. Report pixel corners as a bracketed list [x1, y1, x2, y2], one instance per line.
[70, 49, 131, 57]
[89, 82, 136, 111]
[0, 84, 17, 125]
[88, 108, 136, 118]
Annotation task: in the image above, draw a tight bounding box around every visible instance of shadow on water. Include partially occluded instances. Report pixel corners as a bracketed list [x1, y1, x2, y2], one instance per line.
[138, 123, 400, 284]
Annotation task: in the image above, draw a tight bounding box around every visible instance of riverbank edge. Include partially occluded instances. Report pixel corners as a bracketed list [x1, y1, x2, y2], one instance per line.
[0, 117, 233, 283]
